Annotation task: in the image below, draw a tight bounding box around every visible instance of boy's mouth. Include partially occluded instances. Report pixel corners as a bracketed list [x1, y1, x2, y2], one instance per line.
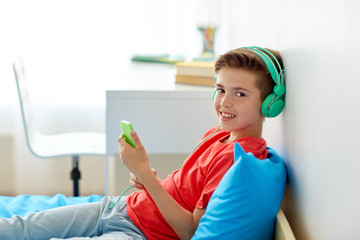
[220, 112, 235, 118]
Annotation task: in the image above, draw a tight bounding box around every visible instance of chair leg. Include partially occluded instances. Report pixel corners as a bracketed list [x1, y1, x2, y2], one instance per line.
[70, 156, 81, 196]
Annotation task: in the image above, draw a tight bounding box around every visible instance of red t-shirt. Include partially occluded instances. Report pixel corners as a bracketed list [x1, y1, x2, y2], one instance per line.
[126, 127, 268, 240]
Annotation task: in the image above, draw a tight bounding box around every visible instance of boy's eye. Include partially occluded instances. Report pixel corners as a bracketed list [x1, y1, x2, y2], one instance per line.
[236, 92, 246, 97]
[216, 88, 224, 93]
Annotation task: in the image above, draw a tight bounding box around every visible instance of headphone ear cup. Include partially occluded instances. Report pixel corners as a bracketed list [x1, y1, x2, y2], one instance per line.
[261, 93, 285, 118]
[212, 88, 217, 102]
[212, 75, 217, 102]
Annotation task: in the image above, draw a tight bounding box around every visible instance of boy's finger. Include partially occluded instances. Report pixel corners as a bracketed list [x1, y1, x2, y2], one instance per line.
[130, 131, 144, 149]
[118, 134, 126, 144]
[129, 172, 139, 181]
[118, 134, 135, 150]
[129, 178, 145, 189]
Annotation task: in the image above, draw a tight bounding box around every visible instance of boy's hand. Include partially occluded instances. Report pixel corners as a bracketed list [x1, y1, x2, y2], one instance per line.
[129, 168, 157, 189]
[118, 131, 152, 178]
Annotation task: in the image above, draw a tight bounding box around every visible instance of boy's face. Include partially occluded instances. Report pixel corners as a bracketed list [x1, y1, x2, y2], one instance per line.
[214, 67, 265, 140]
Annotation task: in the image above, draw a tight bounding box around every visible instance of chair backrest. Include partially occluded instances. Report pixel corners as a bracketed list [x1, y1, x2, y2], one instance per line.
[13, 57, 40, 157]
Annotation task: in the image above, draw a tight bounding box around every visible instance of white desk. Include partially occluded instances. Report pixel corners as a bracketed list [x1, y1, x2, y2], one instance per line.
[105, 62, 218, 195]
[106, 89, 218, 153]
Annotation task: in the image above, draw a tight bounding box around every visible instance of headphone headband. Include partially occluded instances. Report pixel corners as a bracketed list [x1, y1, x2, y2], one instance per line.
[243, 46, 284, 86]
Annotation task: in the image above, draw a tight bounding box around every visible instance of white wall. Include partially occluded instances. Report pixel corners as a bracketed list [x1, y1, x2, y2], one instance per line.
[226, 0, 360, 239]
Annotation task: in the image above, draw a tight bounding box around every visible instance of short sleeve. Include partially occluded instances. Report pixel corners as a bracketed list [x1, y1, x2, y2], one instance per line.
[195, 150, 234, 209]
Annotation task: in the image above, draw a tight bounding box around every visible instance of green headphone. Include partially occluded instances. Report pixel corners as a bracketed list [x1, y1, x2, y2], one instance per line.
[213, 46, 285, 118]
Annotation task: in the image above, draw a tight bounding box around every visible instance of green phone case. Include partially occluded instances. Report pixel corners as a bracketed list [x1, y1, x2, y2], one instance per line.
[120, 120, 136, 148]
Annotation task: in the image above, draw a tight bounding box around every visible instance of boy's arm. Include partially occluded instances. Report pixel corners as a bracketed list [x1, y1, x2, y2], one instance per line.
[139, 170, 206, 240]
[119, 131, 205, 240]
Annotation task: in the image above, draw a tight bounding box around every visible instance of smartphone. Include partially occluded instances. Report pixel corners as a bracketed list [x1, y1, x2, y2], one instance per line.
[120, 120, 136, 148]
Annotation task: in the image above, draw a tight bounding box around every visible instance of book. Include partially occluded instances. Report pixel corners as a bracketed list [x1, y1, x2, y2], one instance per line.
[175, 61, 215, 78]
[131, 54, 185, 64]
[175, 74, 215, 87]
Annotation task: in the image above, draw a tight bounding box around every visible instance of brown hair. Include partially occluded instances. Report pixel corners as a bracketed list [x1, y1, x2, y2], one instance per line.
[214, 48, 284, 101]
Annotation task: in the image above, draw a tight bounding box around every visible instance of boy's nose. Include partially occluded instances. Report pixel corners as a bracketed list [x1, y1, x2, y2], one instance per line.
[220, 94, 232, 108]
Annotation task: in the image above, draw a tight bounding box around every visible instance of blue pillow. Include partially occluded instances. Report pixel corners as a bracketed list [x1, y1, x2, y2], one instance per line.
[192, 142, 287, 240]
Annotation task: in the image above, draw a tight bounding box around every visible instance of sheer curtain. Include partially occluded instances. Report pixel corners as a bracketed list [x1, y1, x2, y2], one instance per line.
[0, 0, 225, 134]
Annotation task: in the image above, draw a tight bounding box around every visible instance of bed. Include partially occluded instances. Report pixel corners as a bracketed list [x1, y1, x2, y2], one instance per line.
[0, 195, 294, 240]
[0, 144, 295, 239]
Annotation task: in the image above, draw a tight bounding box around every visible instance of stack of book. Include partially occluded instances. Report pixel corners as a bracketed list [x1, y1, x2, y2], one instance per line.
[175, 61, 216, 86]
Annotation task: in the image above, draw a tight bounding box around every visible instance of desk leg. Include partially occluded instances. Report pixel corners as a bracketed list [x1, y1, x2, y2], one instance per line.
[105, 154, 109, 196]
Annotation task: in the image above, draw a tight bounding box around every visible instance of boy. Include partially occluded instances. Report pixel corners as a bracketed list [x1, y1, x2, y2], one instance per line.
[0, 46, 285, 240]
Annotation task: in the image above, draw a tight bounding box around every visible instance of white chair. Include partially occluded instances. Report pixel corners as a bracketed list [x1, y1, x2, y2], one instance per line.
[13, 57, 106, 196]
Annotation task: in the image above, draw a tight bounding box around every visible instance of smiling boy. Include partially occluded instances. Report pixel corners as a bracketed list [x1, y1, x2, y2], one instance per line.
[118, 47, 285, 240]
